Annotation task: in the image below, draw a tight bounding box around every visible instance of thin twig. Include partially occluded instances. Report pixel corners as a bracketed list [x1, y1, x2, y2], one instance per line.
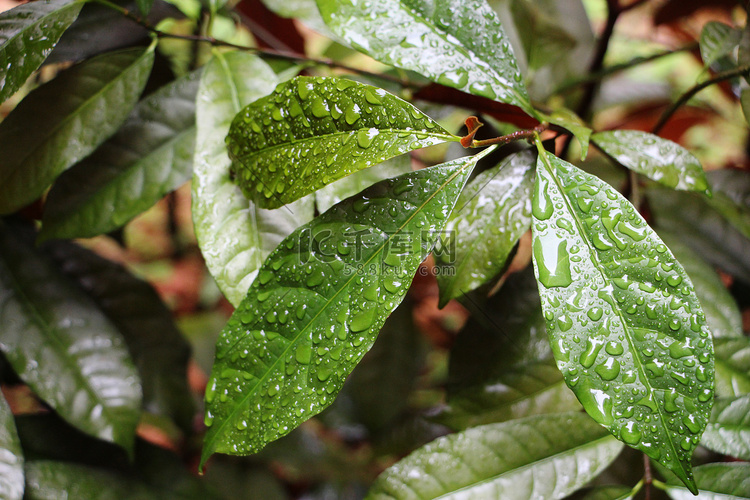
[470, 122, 549, 148]
[643, 453, 653, 500]
[652, 64, 750, 134]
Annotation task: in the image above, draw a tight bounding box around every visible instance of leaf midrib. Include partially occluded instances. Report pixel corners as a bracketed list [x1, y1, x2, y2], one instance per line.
[537, 148, 689, 481]
[430, 432, 617, 500]
[203, 155, 479, 460]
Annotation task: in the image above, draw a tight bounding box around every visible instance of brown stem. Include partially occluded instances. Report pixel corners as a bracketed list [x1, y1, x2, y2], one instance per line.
[643, 453, 653, 500]
[468, 122, 549, 148]
[652, 64, 750, 134]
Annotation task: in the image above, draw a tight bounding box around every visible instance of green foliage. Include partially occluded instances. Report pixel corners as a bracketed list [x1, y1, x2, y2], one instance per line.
[366, 413, 623, 499]
[2, 0, 750, 497]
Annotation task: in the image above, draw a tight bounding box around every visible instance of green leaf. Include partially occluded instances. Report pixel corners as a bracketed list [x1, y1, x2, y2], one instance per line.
[43, 240, 195, 433]
[700, 21, 742, 67]
[0, 393, 24, 500]
[531, 147, 714, 493]
[226, 76, 456, 209]
[258, 0, 332, 35]
[592, 130, 709, 193]
[136, 0, 154, 15]
[542, 108, 592, 160]
[0, 46, 155, 215]
[435, 149, 535, 306]
[509, 0, 577, 72]
[701, 394, 750, 460]
[657, 232, 742, 339]
[0, 0, 82, 105]
[665, 463, 750, 500]
[315, 0, 534, 115]
[315, 155, 412, 213]
[741, 88, 750, 127]
[40, 69, 200, 241]
[579, 485, 635, 500]
[201, 152, 483, 465]
[648, 187, 750, 284]
[437, 269, 580, 430]
[365, 412, 623, 500]
[0, 221, 141, 452]
[192, 51, 313, 307]
[714, 337, 750, 397]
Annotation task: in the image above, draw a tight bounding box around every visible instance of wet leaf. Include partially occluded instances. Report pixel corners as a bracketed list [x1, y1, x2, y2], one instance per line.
[435, 149, 535, 306]
[365, 412, 623, 500]
[713, 337, 750, 397]
[541, 108, 592, 160]
[0, 393, 23, 500]
[0, 221, 141, 452]
[531, 148, 714, 493]
[664, 463, 750, 500]
[315, 155, 412, 213]
[226, 76, 456, 209]
[0, 46, 155, 215]
[40, 69, 200, 241]
[648, 187, 750, 284]
[192, 51, 313, 307]
[658, 232, 742, 339]
[579, 485, 635, 500]
[315, 0, 535, 115]
[0, 0, 82, 104]
[699, 21, 741, 67]
[592, 130, 709, 193]
[701, 394, 750, 460]
[201, 153, 483, 465]
[43, 241, 194, 433]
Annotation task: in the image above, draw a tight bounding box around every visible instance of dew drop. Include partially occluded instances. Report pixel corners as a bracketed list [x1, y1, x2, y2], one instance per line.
[533, 238, 572, 288]
[532, 176, 554, 220]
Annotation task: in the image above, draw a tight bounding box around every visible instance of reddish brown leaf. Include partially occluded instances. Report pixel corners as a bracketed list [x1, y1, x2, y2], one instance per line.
[235, 0, 306, 54]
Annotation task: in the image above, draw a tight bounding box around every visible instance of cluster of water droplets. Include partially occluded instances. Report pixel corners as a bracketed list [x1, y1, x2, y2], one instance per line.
[225, 76, 447, 208]
[203, 163, 467, 454]
[531, 156, 714, 482]
[319, 0, 531, 113]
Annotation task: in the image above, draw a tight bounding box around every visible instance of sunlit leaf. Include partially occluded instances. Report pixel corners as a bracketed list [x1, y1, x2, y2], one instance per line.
[226, 76, 456, 209]
[699, 21, 741, 67]
[664, 463, 750, 500]
[592, 130, 709, 193]
[43, 241, 194, 433]
[315, 155, 412, 213]
[435, 149, 535, 306]
[0, 0, 82, 104]
[713, 337, 750, 397]
[316, 0, 535, 115]
[192, 51, 313, 307]
[201, 152, 484, 466]
[366, 412, 623, 500]
[658, 232, 742, 339]
[0, 221, 141, 452]
[40, 69, 200, 241]
[0, 393, 23, 500]
[532, 147, 714, 493]
[0, 46, 155, 214]
[701, 394, 750, 460]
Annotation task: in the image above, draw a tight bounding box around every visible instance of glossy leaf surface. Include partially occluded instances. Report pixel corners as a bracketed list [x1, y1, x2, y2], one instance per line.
[658, 232, 742, 339]
[226, 76, 455, 209]
[0, 47, 154, 214]
[0, 0, 82, 104]
[648, 188, 750, 284]
[701, 394, 750, 460]
[0, 393, 23, 500]
[366, 412, 623, 500]
[700, 21, 741, 67]
[713, 338, 750, 397]
[592, 130, 709, 193]
[0, 222, 141, 451]
[435, 149, 535, 306]
[315, 0, 534, 114]
[201, 155, 479, 465]
[44, 241, 194, 432]
[40, 69, 200, 241]
[665, 463, 750, 500]
[315, 155, 412, 213]
[192, 51, 313, 307]
[532, 149, 714, 492]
